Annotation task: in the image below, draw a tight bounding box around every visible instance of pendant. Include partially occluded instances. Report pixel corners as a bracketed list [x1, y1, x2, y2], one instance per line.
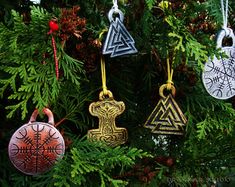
[8, 108, 65, 175]
[202, 28, 235, 99]
[144, 85, 187, 135]
[88, 91, 128, 147]
[102, 8, 137, 57]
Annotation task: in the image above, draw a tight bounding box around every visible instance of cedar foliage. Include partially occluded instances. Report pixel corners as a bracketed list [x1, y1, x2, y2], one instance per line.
[0, 0, 235, 186]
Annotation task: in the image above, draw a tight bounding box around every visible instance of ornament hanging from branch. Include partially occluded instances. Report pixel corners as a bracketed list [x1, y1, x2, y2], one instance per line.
[144, 57, 187, 135]
[102, 0, 137, 57]
[88, 90, 128, 147]
[8, 108, 65, 175]
[202, 0, 235, 99]
[87, 55, 128, 146]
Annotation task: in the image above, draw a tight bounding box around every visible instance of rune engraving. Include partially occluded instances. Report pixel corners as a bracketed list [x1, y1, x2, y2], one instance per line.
[8, 122, 65, 175]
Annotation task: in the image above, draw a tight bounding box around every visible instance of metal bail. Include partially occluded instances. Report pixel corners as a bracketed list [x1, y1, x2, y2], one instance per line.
[216, 28, 235, 49]
[102, 9, 137, 57]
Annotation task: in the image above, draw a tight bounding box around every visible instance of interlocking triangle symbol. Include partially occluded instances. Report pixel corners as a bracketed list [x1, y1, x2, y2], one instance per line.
[144, 94, 187, 135]
[102, 17, 138, 57]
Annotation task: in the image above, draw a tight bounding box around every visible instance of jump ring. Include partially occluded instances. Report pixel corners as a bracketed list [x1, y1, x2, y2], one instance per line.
[159, 84, 176, 98]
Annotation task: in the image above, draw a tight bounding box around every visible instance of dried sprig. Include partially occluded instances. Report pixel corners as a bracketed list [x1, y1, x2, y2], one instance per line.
[59, 6, 86, 43]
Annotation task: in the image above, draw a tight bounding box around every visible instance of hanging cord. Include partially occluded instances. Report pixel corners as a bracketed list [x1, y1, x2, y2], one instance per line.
[159, 52, 176, 98]
[101, 56, 108, 95]
[48, 19, 59, 80]
[98, 29, 109, 96]
[221, 0, 229, 33]
[51, 36, 59, 80]
[112, 0, 119, 12]
[166, 56, 174, 90]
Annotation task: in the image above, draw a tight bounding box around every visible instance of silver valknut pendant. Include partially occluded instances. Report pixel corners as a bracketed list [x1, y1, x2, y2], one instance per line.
[102, 7, 137, 57]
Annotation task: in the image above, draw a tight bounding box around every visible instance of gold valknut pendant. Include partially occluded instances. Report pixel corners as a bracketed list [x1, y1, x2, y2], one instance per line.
[144, 85, 187, 135]
[88, 91, 128, 147]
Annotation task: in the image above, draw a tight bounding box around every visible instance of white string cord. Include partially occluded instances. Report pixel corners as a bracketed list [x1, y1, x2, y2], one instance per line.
[112, 0, 119, 12]
[221, 0, 229, 29]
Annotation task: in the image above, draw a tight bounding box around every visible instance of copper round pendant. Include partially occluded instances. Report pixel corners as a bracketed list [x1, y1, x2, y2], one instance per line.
[8, 122, 65, 175]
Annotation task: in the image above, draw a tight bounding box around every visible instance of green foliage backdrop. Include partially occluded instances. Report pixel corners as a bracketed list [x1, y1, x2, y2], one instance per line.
[0, 0, 235, 186]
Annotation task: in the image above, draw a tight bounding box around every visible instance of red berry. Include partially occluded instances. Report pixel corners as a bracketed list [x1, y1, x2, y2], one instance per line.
[166, 158, 174, 167]
[49, 20, 59, 31]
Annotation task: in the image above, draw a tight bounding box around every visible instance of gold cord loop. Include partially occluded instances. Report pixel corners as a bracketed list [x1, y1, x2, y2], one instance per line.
[159, 52, 176, 98]
[166, 56, 174, 90]
[100, 55, 108, 96]
[99, 29, 108, 41]
[98, 29, 111, 99]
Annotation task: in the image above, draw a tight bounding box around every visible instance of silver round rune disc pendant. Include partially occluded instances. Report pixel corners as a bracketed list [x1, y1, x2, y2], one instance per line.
[202, 29, 235, 100]
[8, 109, 65, 175]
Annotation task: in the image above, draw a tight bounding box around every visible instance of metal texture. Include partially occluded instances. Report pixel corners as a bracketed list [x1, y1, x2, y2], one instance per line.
[8, 109, 65, 175]
[144, 94, 187, 135]
[88, 93, 128, 147]
[202, 29, 235, 100]
[102, 9, 137, 57]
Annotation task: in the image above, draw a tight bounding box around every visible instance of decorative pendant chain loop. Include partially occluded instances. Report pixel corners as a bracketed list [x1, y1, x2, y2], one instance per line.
[221, 0, 229, 29]
[144, 53, 187, 135]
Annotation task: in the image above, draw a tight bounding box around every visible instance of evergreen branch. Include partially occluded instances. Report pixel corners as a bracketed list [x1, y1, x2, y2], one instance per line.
[185, 36, 208, 68]
[54, 84, 95, 130]
[52, 138, 151, 187]
[6, 95, 31, 119]
[168, 32, 185, 52]
[145, 0, 156, 10]
[205, 0, 223, 25]
[0, 74, 17, 97]
[60, 52, 84, 86]
[0, 6, 86, 118]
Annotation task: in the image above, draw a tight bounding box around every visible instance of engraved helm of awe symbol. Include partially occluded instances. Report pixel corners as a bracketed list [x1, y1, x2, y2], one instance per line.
[202, 29, 235, 99]
[8, 108, 65, 175]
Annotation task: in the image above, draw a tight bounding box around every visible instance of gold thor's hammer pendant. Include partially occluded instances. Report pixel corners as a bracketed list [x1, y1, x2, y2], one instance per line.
[88, 91, 128, 147]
